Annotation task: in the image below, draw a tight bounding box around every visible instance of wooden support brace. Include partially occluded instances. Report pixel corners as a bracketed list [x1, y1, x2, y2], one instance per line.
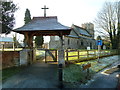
[55, 50, 57, 62]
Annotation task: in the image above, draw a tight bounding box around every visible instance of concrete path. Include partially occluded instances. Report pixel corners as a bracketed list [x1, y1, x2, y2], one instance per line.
[2, 62, 59, 88]
[79, 61, 120, 89]
[80, 72, 119, 88]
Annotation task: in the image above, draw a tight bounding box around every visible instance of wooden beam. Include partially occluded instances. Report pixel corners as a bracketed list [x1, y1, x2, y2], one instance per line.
[24, 32, 29, 48]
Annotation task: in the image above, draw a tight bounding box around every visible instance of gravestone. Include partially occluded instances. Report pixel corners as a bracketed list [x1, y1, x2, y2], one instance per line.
[87, 47, 90, 50]
[103, 45, 106, 50]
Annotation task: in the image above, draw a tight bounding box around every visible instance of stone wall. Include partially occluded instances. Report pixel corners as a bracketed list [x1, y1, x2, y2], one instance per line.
[49, 36, 97, 49]
[63, 37, 96, 49]
[1, 51, 20, 69]
[49, 36, 61, 49]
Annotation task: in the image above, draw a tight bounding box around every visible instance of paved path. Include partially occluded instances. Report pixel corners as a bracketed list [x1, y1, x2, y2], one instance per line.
[80, 72, 119, 88]
[79, 61, 120, 89]
[2, 62, 59, 88]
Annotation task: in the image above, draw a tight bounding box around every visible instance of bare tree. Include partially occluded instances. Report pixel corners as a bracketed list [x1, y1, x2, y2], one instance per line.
[95, 1, 120, 49]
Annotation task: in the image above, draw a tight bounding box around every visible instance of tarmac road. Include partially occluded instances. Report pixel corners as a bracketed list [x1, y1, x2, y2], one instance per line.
[2, 62, 59, 88]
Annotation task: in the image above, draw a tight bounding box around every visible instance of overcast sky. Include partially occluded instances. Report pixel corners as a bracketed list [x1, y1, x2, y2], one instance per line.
[13, 0, 107, 28]
[4, 0, 117, 42]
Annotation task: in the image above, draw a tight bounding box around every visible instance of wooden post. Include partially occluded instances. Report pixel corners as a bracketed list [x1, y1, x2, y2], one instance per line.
[2, 44, 4, 51]
[87, 50, 89, 58]
[33, 47, 36, 62]
[55, 50, 57, 62]
[94, 50, 96, 57]
[104, 50, 105, 55]
[109, 50, 111, 55]
[58, 64, 63, 88]
[13, 42, 15, 51]
[78, 50, 79, 59]
[87, 67, 90, 79]
[24, 32, 29, 48]
[66, 49, 68, 61]
[58, 49, 65, 65]
[82, 63, 91, 79]
[45, 50, 47, 63]
[58, 34, 64, 88]
[58, 35, 65, 66]
[25, 33, 34, 65]
[98, 45, 101, 62]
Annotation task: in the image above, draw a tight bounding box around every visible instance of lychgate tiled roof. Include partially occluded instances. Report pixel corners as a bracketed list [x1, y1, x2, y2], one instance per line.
[14, 16, 71, 32]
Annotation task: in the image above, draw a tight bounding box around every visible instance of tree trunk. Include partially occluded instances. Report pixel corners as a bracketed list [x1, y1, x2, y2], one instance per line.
[109, 21, 118, 49]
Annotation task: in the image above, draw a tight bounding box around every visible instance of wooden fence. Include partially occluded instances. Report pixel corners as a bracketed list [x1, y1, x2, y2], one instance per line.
[65, 49, 118, 61]
[44, 49, 118, 62]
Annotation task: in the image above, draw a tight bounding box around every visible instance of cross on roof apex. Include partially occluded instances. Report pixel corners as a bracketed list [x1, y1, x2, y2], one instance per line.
[41, 5, 49, 17]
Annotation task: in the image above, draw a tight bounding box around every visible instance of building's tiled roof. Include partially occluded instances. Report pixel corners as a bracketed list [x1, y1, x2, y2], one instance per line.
[72, 24, 92, 37]
[79, 35, 94, 40]
[0, 37, 13, 42]
[65, 35, 94, 40]
[65, 35, 79, 38]
[14, 16, 71, 32]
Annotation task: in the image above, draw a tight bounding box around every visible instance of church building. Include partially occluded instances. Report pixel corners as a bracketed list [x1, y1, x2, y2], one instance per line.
[49, 23, 96, 49]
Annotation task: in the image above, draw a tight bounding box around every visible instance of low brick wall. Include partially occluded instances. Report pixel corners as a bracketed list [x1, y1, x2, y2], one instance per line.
[1, 51, 20, 69]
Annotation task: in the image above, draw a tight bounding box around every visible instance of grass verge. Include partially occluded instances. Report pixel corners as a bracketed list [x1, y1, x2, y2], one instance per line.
[63, 64, 95, 84]
[2, 66, 26, 81]
[63, 55, 119, 85]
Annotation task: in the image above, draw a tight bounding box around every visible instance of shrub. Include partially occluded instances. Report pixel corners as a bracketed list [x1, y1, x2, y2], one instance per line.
[63, 64, 95, 83]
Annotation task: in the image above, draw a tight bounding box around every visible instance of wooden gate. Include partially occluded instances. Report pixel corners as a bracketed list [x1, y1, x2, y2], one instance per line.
[37, 49, 58, 63]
